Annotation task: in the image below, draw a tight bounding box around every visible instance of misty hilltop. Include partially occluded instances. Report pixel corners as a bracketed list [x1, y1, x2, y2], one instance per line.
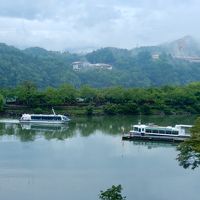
[161, 35, 200, 57]
[0, 36, 200, 88]
[131, 35, 200, 58]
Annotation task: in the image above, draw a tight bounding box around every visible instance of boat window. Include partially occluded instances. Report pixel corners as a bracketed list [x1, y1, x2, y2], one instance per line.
[138, 128, 141, 132]
[55, 116, 62, 120]
[159, 130, 165, 134]
[146, 129, 151, 133]
[172, 131, 178, 135]
[166, 130, 172, 134]
[31, 116, 41, 120]
[31, 116, 62, 120]
[63, 116, 67, 120]
[152, 129, 158, 133]
[134, 127, 138, 131]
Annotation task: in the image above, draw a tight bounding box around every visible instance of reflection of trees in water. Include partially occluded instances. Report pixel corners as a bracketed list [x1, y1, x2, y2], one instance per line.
[43, 122, 77, 140]
[0, 122, 76, 141]
[0, 115, 196, 141]
[0, 123, 19, 136]
[0, 117, 133, 140]
[0, 123, 34, 141]
[75, 115, 196, 136]
[132, 140, 176, 149]
[16, 129, 37, 141]
[75, 116, 137, 137]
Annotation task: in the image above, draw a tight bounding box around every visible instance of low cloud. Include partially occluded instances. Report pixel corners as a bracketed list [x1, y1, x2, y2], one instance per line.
[0, 0, 199, 50]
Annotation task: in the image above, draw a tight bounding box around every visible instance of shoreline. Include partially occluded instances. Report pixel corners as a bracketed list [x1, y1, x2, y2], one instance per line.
[1, 104, 196, 117]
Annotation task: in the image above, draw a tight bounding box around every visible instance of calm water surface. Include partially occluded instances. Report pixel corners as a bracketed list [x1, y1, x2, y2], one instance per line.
[0, 115, 199, 200]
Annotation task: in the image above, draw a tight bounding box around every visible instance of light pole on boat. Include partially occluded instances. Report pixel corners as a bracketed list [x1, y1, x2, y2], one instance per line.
[52, 107, 56, 115]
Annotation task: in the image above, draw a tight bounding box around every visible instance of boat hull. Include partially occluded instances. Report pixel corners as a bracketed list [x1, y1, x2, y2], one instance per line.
[122, 133, 189, 142]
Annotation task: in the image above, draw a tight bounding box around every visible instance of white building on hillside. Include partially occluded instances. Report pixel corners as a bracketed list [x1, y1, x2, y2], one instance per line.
[72, 61, 112, 71]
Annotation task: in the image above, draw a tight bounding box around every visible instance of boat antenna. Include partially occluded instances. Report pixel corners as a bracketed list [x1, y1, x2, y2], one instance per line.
[52, 107, 56, 115]
[138, 112, 142, 125]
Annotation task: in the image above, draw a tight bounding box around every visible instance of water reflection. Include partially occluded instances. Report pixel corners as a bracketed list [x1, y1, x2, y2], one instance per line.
[0, 123, 76, 142]
[20, 123, 68, 131]
[0, 115, 199, 169]
[131, 140, 176, 149]
[0, 115, 197, 142]
[126, 138, 200, 170]
[21, 123, 72, 141]
[0, 116, 199, 200]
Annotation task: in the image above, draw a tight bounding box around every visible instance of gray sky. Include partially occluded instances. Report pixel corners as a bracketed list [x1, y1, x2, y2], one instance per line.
[0, 0, 199, 51]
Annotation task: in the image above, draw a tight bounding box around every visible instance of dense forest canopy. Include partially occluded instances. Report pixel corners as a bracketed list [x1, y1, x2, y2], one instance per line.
[1, 81, 200, 115]
[0, 36, 200, 88]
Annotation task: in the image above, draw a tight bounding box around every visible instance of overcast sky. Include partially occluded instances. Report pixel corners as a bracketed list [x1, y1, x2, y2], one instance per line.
[0, 0, 199, 51]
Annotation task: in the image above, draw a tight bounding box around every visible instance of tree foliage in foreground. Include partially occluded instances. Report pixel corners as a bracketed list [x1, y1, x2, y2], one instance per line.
[177, 117, 200, 169]
[99, 185, 126, 200]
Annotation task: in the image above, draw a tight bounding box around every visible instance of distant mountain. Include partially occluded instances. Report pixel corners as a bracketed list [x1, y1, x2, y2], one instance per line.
[161, 35, 200, 57]
[65, 46, 98, 54]
[0, 36, 200, 88]
[131, 35, 200, 58]
[23, 47, 54, 57]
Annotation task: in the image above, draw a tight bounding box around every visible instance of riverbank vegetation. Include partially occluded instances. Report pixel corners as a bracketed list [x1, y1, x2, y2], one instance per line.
[1, 81, 200, 116]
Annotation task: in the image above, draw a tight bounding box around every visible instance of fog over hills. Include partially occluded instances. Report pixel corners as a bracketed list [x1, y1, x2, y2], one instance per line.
[65, 35, 200, 58]
[131, 35, 200, 57]
[161, 35, 200, 57]
[0, 36, 200, 88]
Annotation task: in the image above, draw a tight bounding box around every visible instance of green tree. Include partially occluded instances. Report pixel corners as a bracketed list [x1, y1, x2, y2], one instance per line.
[79, 85, 97, 102]
[16, 81, 38, 106]
[85, 105, 94, 116]
[103, 103, 118, 115]
[99, 185, 126, 200]
[104, 87, 126, 104]
[0, 94, 4, 111]
[136, 51, 152, 64]
[43, 87, 63, 106]
[58, 84, 77, 104]
[190, 117, 200, 141]
[177, 117, 200, 169]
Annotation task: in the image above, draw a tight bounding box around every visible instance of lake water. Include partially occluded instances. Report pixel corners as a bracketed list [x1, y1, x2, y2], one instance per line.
[0, 115, 199, 200]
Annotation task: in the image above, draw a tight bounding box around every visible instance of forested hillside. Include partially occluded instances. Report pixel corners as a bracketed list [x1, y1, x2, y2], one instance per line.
[0, 36, 200, 88]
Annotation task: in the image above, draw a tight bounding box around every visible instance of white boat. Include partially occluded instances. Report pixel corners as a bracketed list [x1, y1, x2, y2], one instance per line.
[19, 108, 70, 124]
[122, 122, 192, 142]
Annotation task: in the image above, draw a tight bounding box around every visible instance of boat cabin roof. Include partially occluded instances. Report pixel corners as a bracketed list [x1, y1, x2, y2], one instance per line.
[175, 124, 193, 128]
[133, 123, 192, 130]
[133, 124, 177, 131]
[31, 114, 64, 117]
[22, 114, 64, 117]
